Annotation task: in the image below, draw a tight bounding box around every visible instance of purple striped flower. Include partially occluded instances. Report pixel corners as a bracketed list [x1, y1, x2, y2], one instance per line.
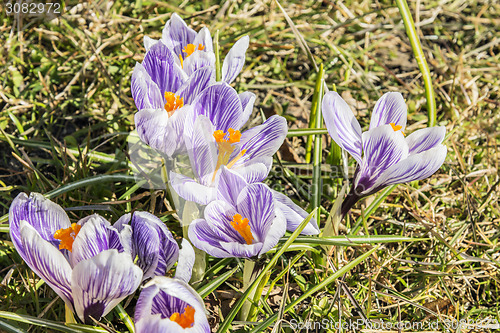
[135, 276, 210, 333]
[188, 167, 287, 258]
[322, 91, 447, 217]
[114, 211, 180, 281]
[9, 193, 142, 323]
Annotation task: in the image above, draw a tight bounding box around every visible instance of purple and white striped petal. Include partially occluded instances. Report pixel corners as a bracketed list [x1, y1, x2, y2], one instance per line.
[142, 41, 186, 96]
[221, 35, 249, 84]
[169, 172, 217, 205]
[369, 92, 407, 130]
[188, 219, 232, 258]
[216, 166, 248, 206]
[18, 221, 74, 309]
[175, 67, 215, 104]
[218, 240, 263, 258]
[322, 91, 363, 164]
[355, 124, 408, 194]
[184, 115, 217, 183]
[72, 250, 142, 323]
[193, 27, 213, 53]
[71, 214, 124, 267]
[271, 190, 320, 235]
[374, 145, 447, 189]
[182, 52, 216, 78]
[131, 63, 164, 110]
[239, 91, 256, 128]
[9, 192, 71, 256]
[204, 200, 243, 243]
[236, 183, 275, 242]
[233, 115, 287, 164]
[143, 36, 159, 52]
[174, 239, 195, 283]
[406, 126, 446, 155]
[161, 13, 197, 57]
[135, 277, 210, 333]
[191, 83, 244, 132]
[232, 157, 272, 184]
[257, 208, 286, 256]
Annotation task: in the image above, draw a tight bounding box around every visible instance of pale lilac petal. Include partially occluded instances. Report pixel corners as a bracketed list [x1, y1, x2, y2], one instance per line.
[182, 51, 216, 77]
[71, 214, 124, 267]
[184, 115, 217, 182]
[131, 63, 164, 110]
[233, 115, 287, 163]
[9, 193, 71, 257]
[175, 66, 215, 104]
[193, 27, 213, 52]
[142, 41, 186, 95]
[143, 36, 159, 52]
[271, 190, 319, 235]
[406, 126, 446, 155]
[355, 124, 408, 194]
[174, 239, 195, 283]
[161, 13, 196, 57]
[188, 219, 232, 258]
[191, 83, 243, 132]
[258, 208, 286, 255]
[204, 200, 242, 243]
[236, 183, 275, 242]
[374, 145, 447, 189]
[369, 92, 407, 130]
[135, 277, 210, 333]
[222, 35, 249, 84]
[136, 315, 184, 333]
[18, 221, 73, 308]
[322, 91, 363, 164]
[238, 91, 256, 128]
[169, 172, 217, 205]
[216, 166, 248, 206]
[72, 250, 142, 323]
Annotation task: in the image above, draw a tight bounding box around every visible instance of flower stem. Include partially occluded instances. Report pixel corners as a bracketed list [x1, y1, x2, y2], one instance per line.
[181, 200, 206, 284]
[395, 0, 436, 126]
[239, 259, 259, 321]
[214, 30, 221, 81]
[64, 304, 76, 324]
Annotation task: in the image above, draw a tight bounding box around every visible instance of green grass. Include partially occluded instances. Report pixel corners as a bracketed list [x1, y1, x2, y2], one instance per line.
[1, 0, 499, 332]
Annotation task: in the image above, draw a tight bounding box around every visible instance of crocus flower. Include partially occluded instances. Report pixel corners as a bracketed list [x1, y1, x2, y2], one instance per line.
[114, 211, 180, 281]
[188, 169, 287, 258]
[143, 13, 249, 83]
[322, 91, 447, 217]
[9, 193, 142, 323]
[215, 166, 319, 235]
[134, 276, 210, 333]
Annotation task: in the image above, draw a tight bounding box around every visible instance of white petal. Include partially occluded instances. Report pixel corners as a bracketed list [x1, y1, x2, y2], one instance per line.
[222, 35, 249, 84]
[174, 239, 195, 283]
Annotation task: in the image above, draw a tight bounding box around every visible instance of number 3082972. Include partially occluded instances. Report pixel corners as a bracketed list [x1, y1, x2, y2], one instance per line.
[5, 2, 61, 15]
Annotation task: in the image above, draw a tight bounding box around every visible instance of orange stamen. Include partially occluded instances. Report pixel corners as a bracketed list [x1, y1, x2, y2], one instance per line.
[179, 44, 205, 68]
[390, 123, 406, 136]
[170, 305, 195, 329]
[211, 129, 246, 181]
[164, 92, 184, 115]
[231, 214, 253, 245]
[53, 223, 81, 252]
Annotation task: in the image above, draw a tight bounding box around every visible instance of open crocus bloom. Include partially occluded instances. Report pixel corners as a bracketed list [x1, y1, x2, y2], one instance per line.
[144, 13, 249, 83]
[188, 173, 287, 258]
[9, 193, 143, 323]
[135, 276, 210, 333]
[322, 91, 447, 217]
[114, 211, 180, 281]
[215, 167, 319, 235]
[170, 112, 287, 205]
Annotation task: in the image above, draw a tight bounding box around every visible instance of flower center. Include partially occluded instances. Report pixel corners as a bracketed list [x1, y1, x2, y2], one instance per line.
[390, 122, 406, 136]
[178, 43, 205, 68]
[212, 129, 247, 181]
[53, 223, 81, 252]
[164, 92, 184, 116]
[170, 305, 195, 329]
[230, 214, 253, 245]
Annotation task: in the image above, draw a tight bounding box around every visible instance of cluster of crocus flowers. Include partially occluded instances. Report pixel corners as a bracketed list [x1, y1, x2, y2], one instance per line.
[322, 91, 447, 218]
